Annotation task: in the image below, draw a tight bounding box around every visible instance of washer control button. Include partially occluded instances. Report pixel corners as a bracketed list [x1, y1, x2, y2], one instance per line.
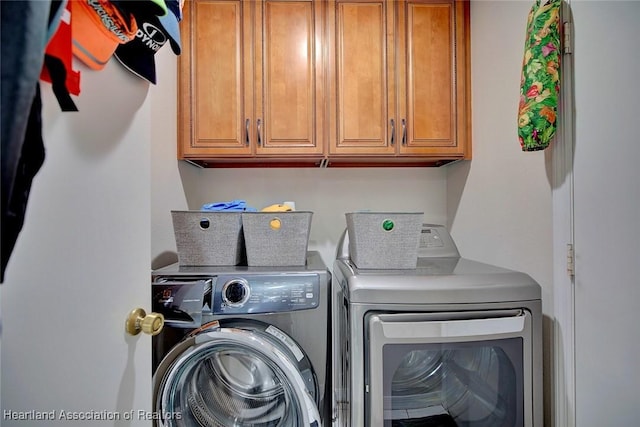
[222, 279, 251, 307]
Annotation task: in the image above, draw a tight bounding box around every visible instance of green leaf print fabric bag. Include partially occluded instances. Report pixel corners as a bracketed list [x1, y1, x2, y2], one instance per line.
[518, 0, 561, 151]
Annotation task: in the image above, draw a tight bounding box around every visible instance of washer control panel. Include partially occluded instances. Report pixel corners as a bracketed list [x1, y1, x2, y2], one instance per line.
[221, 278, 251, 307]
[213, 273, 320, 315]
[151, 278, 213, 327]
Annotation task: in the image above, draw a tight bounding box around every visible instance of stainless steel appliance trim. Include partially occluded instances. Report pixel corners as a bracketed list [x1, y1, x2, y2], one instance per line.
[366, 309, 534, 427]
[371, 309, 526, 339]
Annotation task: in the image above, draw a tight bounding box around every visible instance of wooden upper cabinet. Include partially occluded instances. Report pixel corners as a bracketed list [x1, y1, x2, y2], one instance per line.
[179, 0, 252, 158]
[328, 1, 396, 155]
[179, 0, 470, 166]
[327, 0, 470, 163]
[178, 0, 325, 164]
[399, 0, 469, 156]
[256, 1, 325, 156]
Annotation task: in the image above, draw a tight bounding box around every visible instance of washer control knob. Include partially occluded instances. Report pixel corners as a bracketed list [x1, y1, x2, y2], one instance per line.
[222, 279, 251, 307]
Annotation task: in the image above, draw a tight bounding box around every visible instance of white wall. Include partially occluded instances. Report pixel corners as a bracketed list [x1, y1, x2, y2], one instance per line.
[447, 2, 554, 425]
[449, 0, 553, 316]
[158, 167, 448, 266]
[150, 51, 449, 268]
[150, 48, 191, 269]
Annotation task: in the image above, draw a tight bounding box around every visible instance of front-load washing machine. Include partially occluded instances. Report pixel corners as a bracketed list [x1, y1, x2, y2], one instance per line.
[151, 251, 330, 427]
[332, 225, 543, 427]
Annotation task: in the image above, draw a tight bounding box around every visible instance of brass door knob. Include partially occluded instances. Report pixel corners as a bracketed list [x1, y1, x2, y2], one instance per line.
[125, 308, 164, 336]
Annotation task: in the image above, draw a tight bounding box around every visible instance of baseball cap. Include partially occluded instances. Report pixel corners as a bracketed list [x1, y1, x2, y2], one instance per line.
[113, 0, 182, 84]
[72, 0, 138, 70]
[110, 0, 168, 21]
[159, 0, 181, 54]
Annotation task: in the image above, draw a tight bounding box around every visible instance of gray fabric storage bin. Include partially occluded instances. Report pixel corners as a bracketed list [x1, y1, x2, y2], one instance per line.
[171, 211, 244, 266]
[241, 212, 312, 266]
[346, 212, 423, 269]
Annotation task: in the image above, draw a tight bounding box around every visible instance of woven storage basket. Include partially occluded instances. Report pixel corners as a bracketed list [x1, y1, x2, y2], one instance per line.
[171, 211, 244, 266]
[241, 211, 312, 266]
[346, 212, 423, 269]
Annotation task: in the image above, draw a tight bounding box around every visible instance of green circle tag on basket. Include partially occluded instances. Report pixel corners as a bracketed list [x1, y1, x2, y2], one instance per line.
[382, 219, 395, 231]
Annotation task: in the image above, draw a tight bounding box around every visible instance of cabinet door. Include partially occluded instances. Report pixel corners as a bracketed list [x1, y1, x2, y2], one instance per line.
[179, 0, 253, 158]
[255, 0, 325, 156]
[397, 0, 469, 156]
[328, 0, 396, 155]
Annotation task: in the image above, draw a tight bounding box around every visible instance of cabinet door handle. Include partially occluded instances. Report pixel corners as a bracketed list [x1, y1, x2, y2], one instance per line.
[401, 119, 407, 146]
[245, 118, 250, 146]
[390, 119, 395, 146]
[257, 119, 262, 146]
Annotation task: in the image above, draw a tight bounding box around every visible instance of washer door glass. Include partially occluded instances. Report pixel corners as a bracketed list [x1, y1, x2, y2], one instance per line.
[155, 327, 320, 427]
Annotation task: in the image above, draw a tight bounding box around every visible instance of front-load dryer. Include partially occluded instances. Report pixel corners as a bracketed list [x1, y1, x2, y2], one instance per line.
[332, 225, 543, 427]
[152, 251, 330, 427]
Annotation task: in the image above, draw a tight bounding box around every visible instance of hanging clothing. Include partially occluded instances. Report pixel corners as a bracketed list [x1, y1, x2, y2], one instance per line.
[1, 86, 46, 284]
[71, 0, 138, 70]
[517, 0, 562, 151]
[1, 0, 57, 282]
[113, 0, 182, 84]
[40, 0, 81, 111]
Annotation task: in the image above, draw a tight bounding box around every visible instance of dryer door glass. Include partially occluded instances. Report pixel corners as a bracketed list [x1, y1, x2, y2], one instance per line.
[155, 328, 320, 426]
[383, 339, 523, 427]
[366, 310, 532, 427]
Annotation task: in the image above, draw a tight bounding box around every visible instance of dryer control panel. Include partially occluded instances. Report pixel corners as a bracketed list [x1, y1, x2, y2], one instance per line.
[417, 224, 460, 258]
[213, 273, 320, 315]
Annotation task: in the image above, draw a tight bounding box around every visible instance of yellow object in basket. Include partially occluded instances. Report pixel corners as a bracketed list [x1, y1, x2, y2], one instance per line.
[261, 204, 292, 212]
